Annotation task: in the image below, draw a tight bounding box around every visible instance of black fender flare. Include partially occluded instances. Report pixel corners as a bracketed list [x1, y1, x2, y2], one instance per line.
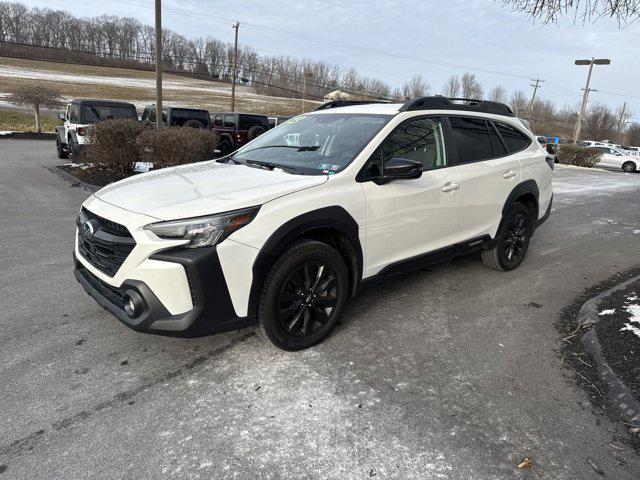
[501, 179, 539, 218]
[68, 129, 79, 145]
[219, 133, 234, 145]
[247, 206, 363, 317]
[56, 126, 66, 143]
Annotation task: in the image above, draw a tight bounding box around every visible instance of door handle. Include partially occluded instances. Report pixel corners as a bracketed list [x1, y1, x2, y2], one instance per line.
[441, 182, 460, 192]
[503, 170, 517, 179]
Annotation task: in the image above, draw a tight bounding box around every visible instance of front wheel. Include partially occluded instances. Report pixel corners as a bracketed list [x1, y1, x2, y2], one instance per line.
[481, 203, 533, 271]
[622, 161, 637, 173]
[56, 138, 68, 159]
[257, 239, 349, 350]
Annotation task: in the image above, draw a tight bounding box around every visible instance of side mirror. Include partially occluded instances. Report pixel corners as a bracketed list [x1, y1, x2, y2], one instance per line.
[58, 112, 65, 121]
[372, 158, 422, 185]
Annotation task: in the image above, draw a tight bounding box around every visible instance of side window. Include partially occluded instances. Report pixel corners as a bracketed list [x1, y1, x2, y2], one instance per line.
[367, 117, 446, 176]
[69, 105, 80, 123]
[142, 108, 150, 122]
[449, 116, 493, 163]
[224, 114, 236, 129]
[214, 114, 223, 127]
[488, 122, 507, 157]
[494, 122, 531, 153]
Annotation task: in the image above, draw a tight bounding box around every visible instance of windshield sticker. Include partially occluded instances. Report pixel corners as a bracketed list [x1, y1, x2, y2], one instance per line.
[317, 163, 340, 171]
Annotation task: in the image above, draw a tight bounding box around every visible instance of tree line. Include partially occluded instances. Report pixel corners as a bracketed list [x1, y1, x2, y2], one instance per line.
[0, 1, 637, 144]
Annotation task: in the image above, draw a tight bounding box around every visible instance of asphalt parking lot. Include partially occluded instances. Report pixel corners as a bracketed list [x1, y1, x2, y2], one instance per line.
[1, 140, 640, 479]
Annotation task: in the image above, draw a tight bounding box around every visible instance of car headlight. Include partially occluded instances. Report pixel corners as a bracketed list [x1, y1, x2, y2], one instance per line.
[144, 207, 259, 248]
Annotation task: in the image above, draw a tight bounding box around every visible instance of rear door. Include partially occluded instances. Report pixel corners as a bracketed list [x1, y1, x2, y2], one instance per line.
[452, 116, 527, 240]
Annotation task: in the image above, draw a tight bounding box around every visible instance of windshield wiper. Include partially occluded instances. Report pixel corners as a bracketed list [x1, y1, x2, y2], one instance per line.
[244, 159, 299, 173]
[234, 145, 320, 156]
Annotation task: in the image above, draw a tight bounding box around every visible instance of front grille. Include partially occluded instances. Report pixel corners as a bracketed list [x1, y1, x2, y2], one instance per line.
[77, 208, 136, 277]
[78, 265, 126, 310]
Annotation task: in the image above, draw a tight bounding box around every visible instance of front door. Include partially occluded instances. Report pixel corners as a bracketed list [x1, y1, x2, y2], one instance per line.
[360, 116, 462, 275]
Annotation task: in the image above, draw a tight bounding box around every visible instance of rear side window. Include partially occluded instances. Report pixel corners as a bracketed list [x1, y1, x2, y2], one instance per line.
[488, 122, 507, 157]
[495, 122, 531, 153]
[214, 114, 223, 127]
[239, 115, 268, 130]
[449, 116, 493, 163]
[224, 114, 236, 129]
[170, 109, 211, 127]
[81, 105, 136, 123]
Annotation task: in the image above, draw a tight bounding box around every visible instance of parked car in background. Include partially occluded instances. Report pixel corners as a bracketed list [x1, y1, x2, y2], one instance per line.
[56, 99, 137, 159]
[587, 145, 639, 172]
[141, 105, 212, 129]
[537, 135, 559, 155]
[212, 112, 270, 155]
[268, 116, 294, 129]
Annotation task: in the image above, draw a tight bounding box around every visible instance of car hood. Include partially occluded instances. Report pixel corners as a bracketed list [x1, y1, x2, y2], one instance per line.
[93, 161, 327, 220]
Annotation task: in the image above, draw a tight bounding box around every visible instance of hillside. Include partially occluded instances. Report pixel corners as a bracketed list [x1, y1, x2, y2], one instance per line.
[0, 57, 317, 118]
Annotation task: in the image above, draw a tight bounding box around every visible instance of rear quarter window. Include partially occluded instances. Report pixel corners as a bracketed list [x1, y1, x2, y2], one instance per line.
[495, 122, 532, 153]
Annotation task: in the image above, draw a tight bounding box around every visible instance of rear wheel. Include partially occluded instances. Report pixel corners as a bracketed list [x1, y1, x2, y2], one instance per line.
[218, 138, 232, 156]
[257, 239, 349, 350]
[56, 138, 68, 159]
[622, 161, 636, 173]
[481, 203, 533, 271]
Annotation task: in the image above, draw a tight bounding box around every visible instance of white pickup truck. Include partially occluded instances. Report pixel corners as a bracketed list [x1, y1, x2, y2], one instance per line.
[56, 99, 138, 159]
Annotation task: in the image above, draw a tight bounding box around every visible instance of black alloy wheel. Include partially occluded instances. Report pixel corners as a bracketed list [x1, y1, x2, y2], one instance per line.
[277, 262, 338, 337]
[503, 212, 528, 264]
[257, 239, 349, 350]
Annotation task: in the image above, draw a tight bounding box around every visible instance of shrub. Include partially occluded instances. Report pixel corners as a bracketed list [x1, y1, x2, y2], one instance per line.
[555, 144, 602, 168]
[138, 127, 219, 168]
[85, 119, 146, 173]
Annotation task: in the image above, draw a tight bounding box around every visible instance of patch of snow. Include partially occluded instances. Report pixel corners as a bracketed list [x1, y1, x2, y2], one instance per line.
[627, 295, 638, 301]
[134, 161, 153, 173]
[599, 309, 616, 316]
[0, 130, 14, 135]
[633, 229, 640, 234]
[620, 304, 640, 338]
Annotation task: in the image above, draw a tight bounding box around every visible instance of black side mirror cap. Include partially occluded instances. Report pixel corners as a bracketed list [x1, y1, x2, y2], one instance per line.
[371, 157, 423, 185]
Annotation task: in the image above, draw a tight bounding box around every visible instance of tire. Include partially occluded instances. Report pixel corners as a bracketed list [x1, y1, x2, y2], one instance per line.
[183, 119, 203, 129]
[257, 239, 349, 351]
[246, 125, 266, 141]
[481, 203, 533, 272]
[218, 138, 232, 156]
[622, 161, 636, 173]
[56, 138, 68, 159]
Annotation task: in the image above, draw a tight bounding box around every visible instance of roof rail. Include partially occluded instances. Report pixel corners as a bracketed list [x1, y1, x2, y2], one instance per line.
[399, 96, 515, 117]
[313, 99, 390, 111]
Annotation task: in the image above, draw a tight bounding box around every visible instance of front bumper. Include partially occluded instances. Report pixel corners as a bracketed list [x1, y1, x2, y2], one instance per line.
[74, 246, 254, 337]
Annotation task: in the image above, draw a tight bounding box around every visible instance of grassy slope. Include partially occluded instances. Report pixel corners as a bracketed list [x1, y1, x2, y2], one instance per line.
[0, 110, 59, 132]
[0, 56, 312, 118]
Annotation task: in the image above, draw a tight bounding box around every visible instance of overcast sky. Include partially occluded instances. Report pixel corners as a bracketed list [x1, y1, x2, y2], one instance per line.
[21, 0, 640, 119]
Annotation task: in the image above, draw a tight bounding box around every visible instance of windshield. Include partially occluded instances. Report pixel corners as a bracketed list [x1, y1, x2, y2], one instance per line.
[82, 105, 137, 124]
[230, 113, 392, 175]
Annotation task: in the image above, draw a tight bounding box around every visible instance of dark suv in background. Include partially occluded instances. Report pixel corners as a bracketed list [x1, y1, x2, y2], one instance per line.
[141, 105, 212, 129]
[212, 112, 270, 155]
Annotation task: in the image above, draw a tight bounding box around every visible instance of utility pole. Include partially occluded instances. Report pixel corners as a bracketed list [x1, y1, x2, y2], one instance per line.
[302, 71, 313, 113]
[617, 101, 628, 144]
[572, 57, 611, 144]
[528, 78, 544, 113]
[230, 22, 239, 112]
[154, 0, 162, 130]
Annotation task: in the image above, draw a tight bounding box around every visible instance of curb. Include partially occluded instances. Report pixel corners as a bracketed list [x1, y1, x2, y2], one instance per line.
[49, 165, 99, 193]
[577, 274, 640, 429]
[555, 164, 608, 173]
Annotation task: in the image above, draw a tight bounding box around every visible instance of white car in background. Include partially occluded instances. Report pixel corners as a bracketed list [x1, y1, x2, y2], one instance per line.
[587, 145, 640, 173]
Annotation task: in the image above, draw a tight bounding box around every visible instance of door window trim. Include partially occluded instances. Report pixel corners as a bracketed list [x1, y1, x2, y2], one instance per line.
[357, 114, 452, 182]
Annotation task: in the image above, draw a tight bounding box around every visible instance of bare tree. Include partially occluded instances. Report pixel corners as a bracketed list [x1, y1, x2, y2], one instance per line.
[401, 74, 429, 100]
[8, 85, 63, 133]
[460, 73, 483, 99]
[582, 103, 618, 141]
[626, 124, 640, 146]
[509, 90, 529, 116]
[488, 86, 507, 103]
[503, 0, 640, 24]
[442, 75, 460, 97]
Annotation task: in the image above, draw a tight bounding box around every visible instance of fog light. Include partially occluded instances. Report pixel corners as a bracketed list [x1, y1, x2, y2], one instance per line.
[123, 291, 144, 318]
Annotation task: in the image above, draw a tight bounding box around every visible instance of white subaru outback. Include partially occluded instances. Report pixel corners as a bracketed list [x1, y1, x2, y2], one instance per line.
[74, 97, 553, 350]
